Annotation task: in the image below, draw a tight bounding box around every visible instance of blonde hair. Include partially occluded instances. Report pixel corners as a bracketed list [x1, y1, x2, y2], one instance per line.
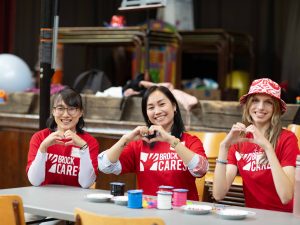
[242, 95, 282, 163]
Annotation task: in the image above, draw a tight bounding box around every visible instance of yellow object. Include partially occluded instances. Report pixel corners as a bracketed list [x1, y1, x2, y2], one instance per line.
[226, 70, 250, 98]
[74, 208, 165, 225]
[0, 195, 26, 225]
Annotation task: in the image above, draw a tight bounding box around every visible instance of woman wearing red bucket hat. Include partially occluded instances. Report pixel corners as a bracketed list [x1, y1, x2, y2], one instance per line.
[213, 78, 299, 212]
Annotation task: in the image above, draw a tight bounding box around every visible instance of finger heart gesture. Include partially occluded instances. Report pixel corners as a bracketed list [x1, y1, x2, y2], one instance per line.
[140, 129, 158, 143]
[55, 130, 80, 147]
[225, 123, 254, 145]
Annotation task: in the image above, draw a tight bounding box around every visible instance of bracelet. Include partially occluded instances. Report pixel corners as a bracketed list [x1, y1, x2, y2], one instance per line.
[216, 158, 228, 165]
[80, 143, 88, 150]
[170, 138, 180, 148]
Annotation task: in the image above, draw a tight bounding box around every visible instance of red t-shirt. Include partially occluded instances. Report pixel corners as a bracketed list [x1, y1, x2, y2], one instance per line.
[119, 132, 207, 200]
[26, 128, 99, 187]
[228, 129, 299, 212]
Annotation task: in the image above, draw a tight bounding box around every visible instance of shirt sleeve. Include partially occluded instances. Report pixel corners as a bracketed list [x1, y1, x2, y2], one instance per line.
[84, 133, 100, 176]
[98, 150, 122, 175]
[187, 154, 209, 177]
[78, 147, 97, 188]
[27, 131, 44, 173]
[27, 150, 47, 186]
[184, 133, 209, 177]
[277, 130, 299, 167]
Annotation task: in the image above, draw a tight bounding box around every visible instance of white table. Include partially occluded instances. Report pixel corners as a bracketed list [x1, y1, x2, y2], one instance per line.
[0, 185, 299, 225]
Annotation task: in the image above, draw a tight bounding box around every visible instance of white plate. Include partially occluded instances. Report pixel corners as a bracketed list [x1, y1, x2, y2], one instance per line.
[216, 208, 256, 220]
[86, 193, 113, 203]
[111, 196, 128, 206]
[181, 204, 212, 215]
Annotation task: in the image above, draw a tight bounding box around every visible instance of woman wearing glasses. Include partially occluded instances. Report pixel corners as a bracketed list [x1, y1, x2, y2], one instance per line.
[26, 87, 99, 188]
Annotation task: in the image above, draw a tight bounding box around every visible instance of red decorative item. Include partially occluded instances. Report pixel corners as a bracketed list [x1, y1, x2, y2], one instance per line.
[110, 15, 125, 27]
[239, 78, 287, 113]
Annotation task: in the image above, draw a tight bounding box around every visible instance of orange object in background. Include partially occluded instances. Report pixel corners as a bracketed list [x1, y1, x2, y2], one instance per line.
[51, 70, 63, 84]
[51, 43, 64, 84]
[35, 43, 64, 85]
[0, 89, 7, 103]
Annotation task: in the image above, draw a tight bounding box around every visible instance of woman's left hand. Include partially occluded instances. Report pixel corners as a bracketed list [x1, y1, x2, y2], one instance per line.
[246, 125, 272, 151]
[60, 130, 86, 148]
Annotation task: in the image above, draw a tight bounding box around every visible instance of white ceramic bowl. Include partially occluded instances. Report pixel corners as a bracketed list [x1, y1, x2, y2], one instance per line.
[181, 204, 212, 215]
[86, 193, 113, 203]
[216, 208, 255, 220]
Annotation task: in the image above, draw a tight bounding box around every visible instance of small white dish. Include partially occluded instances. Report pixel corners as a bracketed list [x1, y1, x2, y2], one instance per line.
[181, 204, 212, 215]
[216, 208, 256, 220]
[86, 193, 113, 203]
[111, 195, 128, 206]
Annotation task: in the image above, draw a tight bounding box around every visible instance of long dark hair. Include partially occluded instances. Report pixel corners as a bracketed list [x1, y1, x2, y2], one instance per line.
[46, 87, 85, 133]
[141, 86, 185, 139]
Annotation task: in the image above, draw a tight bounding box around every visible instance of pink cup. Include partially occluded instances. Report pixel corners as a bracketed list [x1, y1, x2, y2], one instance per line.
[172, 189, 188, 207]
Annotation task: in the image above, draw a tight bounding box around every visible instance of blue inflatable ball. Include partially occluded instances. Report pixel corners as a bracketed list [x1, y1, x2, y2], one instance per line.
[0, 54, 33, 93]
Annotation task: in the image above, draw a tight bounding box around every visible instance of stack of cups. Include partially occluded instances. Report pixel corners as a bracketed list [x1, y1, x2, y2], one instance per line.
[127, 190, 143, 208]
[172, 189, 188, 207]
[158, 185, 174, 192]
[157, 191, 173, 209]
[110, 182, 125, 196]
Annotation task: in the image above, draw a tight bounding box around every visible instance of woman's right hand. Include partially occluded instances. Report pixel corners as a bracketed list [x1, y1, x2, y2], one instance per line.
[221, 122, 247, 149]
[39, 131, 65, 153]
[124, 126, 150, 143]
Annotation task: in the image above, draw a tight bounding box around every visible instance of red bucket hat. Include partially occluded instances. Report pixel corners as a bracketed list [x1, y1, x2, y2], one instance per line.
[239, 78, 287, 113]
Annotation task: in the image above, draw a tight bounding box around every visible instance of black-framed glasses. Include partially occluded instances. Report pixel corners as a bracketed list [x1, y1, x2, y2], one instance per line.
[53, 106, 79, 116]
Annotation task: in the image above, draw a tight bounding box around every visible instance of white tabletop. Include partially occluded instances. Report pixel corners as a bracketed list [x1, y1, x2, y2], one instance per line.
[0, 185, 299, 224]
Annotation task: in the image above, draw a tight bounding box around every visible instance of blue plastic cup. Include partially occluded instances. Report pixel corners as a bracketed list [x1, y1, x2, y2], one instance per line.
[127, 189, 143, 208]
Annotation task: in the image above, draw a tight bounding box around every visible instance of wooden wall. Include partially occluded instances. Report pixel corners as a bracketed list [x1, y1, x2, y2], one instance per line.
[0, 129, 32, 188]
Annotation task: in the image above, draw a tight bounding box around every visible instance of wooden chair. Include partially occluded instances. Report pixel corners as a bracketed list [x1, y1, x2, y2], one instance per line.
[188, 131, 227, 172]
[188, 131, 244, 205]
[74, 208, 166, 225]
[195, 177, 205, 201]
[287, 124, 300, 149]
[0, 195, 26, 225]
[89, 182, 96, 189]
[188, 131, 227, 201]
[205, 172, 245, 207]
